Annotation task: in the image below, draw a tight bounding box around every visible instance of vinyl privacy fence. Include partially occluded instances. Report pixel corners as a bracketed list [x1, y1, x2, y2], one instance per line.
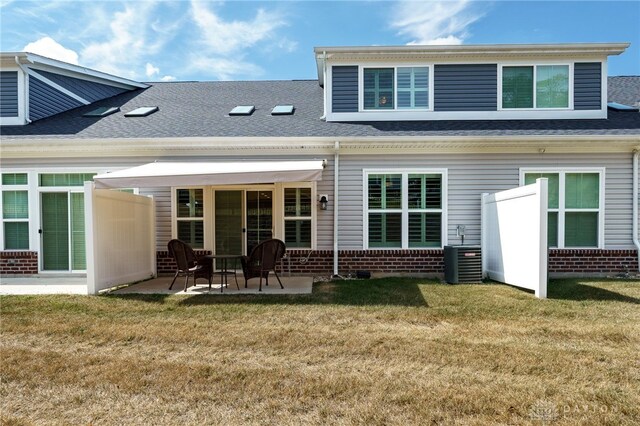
[481, 178, 548, 298]
[85, 182, 156, 294]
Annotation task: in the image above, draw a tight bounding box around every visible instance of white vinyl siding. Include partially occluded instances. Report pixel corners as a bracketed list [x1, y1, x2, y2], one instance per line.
[338, 154, 632, 251]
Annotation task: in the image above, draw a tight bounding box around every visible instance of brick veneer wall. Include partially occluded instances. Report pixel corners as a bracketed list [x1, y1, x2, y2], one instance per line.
[157, 249, 212, 274]
[154, 248, 637, 276]
[0, 251, 38, 275]
[283, 249, 445, 275]
[549, 249, 638, 274]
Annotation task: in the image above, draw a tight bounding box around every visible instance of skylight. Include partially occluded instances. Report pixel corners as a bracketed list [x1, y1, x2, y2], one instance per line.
[83, 106, 119, 117]
[229, 105, 255, 116]
[124, 106, 159, 117]
[607, 102, 638, 111]
[271, 105, 295, 115]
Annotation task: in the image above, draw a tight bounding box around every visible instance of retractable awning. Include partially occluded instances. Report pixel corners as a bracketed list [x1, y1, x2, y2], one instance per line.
[93, 160, 326, 189]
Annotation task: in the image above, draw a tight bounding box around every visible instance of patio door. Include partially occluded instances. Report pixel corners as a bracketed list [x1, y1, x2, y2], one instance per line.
[215, 190, 244, 256]
[246, 190, 273, 254]
[40, 192, 85, 271]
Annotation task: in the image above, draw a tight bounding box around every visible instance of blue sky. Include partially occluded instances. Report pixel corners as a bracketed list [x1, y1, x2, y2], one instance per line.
[1, 1, 638, 82]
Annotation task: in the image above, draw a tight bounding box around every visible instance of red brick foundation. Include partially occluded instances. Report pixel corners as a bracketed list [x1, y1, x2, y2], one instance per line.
[0, 251, 38, 275]
[548, 249, 638, 275]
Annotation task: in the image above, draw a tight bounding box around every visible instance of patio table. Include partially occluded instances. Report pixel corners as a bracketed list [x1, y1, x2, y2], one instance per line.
[204, 254, 241, 292]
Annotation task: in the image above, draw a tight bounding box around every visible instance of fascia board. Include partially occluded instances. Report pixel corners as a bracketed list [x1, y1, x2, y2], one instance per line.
[1, 135, 639, 158]
[10, 52, 149, 89]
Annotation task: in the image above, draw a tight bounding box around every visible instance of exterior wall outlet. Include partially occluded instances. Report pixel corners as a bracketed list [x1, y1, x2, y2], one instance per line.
[456, 225, 466, 237]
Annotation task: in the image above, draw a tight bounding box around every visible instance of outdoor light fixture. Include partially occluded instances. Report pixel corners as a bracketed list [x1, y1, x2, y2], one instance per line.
[319, 194, 328, 210]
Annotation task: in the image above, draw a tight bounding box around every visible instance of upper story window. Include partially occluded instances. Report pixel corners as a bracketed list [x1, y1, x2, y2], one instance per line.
[363, 66, 430, 111]
[397, 67, 429, 109]
[364, 68, 394, 110]
[502, 65, 570, 109]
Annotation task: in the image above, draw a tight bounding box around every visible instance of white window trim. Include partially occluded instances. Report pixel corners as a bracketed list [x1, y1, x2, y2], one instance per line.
[498, 62, 574, 111]
[281, 182, 317, 250]
[171, 186, 207, 250]
[359, 64, 434, 113]
[519, 168, 605, 249]
[363, 169, 448, 250]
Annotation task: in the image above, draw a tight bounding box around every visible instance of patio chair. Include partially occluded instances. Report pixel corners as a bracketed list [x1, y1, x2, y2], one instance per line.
[240, 239, 286, 292]
[167, 239, 212, 292]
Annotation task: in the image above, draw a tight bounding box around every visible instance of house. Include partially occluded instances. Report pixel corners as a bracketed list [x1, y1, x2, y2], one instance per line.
[1, 43, 639, 284]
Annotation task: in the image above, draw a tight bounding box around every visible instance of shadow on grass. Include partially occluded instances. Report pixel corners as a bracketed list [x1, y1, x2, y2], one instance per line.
[102, 293, 173, 304]
[106, 279, 432, 308]
[548, 280, 640, 304]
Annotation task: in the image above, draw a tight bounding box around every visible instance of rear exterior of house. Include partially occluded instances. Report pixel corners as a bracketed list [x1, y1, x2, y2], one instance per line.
[1, 43, 639, 281]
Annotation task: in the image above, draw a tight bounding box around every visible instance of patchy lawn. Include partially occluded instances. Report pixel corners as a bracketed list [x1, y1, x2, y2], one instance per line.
[1, 278, 639, 425]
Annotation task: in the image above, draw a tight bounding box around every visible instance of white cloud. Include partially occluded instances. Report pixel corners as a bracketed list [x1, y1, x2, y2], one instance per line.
[189, 56, 263, 81]
[146, 63, 160, 78]
[160, 75, 177, 82]
[191, 1, 286, 55]
[391, 0, 487, 45]
[189, 0, 291, 79]
[23, 36, 79, 64]
[79, 2, 174, 79]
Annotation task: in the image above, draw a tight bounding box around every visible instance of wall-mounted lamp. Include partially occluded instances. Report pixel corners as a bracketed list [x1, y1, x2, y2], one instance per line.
[318, 194, 329, 210]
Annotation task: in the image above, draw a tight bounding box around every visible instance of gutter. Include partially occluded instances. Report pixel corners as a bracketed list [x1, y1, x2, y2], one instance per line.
[333, 141, 340, 277]
[633, 150, 640, 272]
[14, 56, 32, 124]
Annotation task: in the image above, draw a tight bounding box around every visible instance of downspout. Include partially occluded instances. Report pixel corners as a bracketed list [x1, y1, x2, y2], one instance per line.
[333, 141, 340, 277]
[14, 56, 32, 124]
[633, 150, 640, 272]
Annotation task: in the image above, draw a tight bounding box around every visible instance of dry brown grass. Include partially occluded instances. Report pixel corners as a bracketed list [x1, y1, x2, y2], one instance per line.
[1, 278, 639, 425]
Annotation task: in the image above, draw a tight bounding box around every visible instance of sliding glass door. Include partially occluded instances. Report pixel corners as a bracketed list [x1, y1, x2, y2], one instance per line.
[40, 191, 85, 271]
[246, 190, 273, 254]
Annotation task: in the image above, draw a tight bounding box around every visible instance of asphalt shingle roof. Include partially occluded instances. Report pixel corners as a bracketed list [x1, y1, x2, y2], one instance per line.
[2, 77, 639, 140]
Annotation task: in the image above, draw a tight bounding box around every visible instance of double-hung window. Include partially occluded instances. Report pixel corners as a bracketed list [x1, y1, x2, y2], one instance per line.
[365, 170, 445, 249]
[283, 186, 313, 249]
[522, 170, 603, 248]
[363, 67, 430, 110]
[175, 188, 204, 248]
[502, 65, 570, 109]
[1, 173, 29, 250]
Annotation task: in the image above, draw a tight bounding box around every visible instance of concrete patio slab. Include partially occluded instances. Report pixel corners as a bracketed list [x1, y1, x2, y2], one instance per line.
[111, 275, 313, 295]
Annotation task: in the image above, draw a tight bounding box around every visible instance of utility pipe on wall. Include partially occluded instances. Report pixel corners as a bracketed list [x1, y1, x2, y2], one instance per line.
[333, 141, 340, 277]
[633, 150, 640, 272]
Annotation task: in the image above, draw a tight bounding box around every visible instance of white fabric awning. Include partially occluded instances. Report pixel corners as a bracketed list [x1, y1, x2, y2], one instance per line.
[93, 160, 325, 189]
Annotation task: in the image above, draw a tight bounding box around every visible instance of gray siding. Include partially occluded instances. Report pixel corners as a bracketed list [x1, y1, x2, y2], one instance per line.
[434, 64, 497, 111]
[29, 77, 84, 121]
[574, 62, 602, 110]
[338, 153, 635, 250]
[332, 66, 358, 113]
[1, 71, 19, 117]
[37, 70, 128, 103]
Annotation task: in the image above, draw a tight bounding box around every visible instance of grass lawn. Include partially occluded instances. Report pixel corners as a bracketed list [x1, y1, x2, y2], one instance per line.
[1, 278, 639, 425]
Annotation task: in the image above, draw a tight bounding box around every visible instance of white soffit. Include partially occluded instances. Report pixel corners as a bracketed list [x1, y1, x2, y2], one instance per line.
[93, 160, 325, 189]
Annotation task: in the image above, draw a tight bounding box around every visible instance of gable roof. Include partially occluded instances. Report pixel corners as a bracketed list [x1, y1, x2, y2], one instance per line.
[1, 77, 639, 140]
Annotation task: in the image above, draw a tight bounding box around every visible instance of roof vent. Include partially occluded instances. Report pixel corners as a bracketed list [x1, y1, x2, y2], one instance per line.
[607, 102, 639, 111]
[83, 107, 120, 117]
[229, 105, 255, 116]
[271, 105, 295, 115]
[124, 106, 159, 117]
